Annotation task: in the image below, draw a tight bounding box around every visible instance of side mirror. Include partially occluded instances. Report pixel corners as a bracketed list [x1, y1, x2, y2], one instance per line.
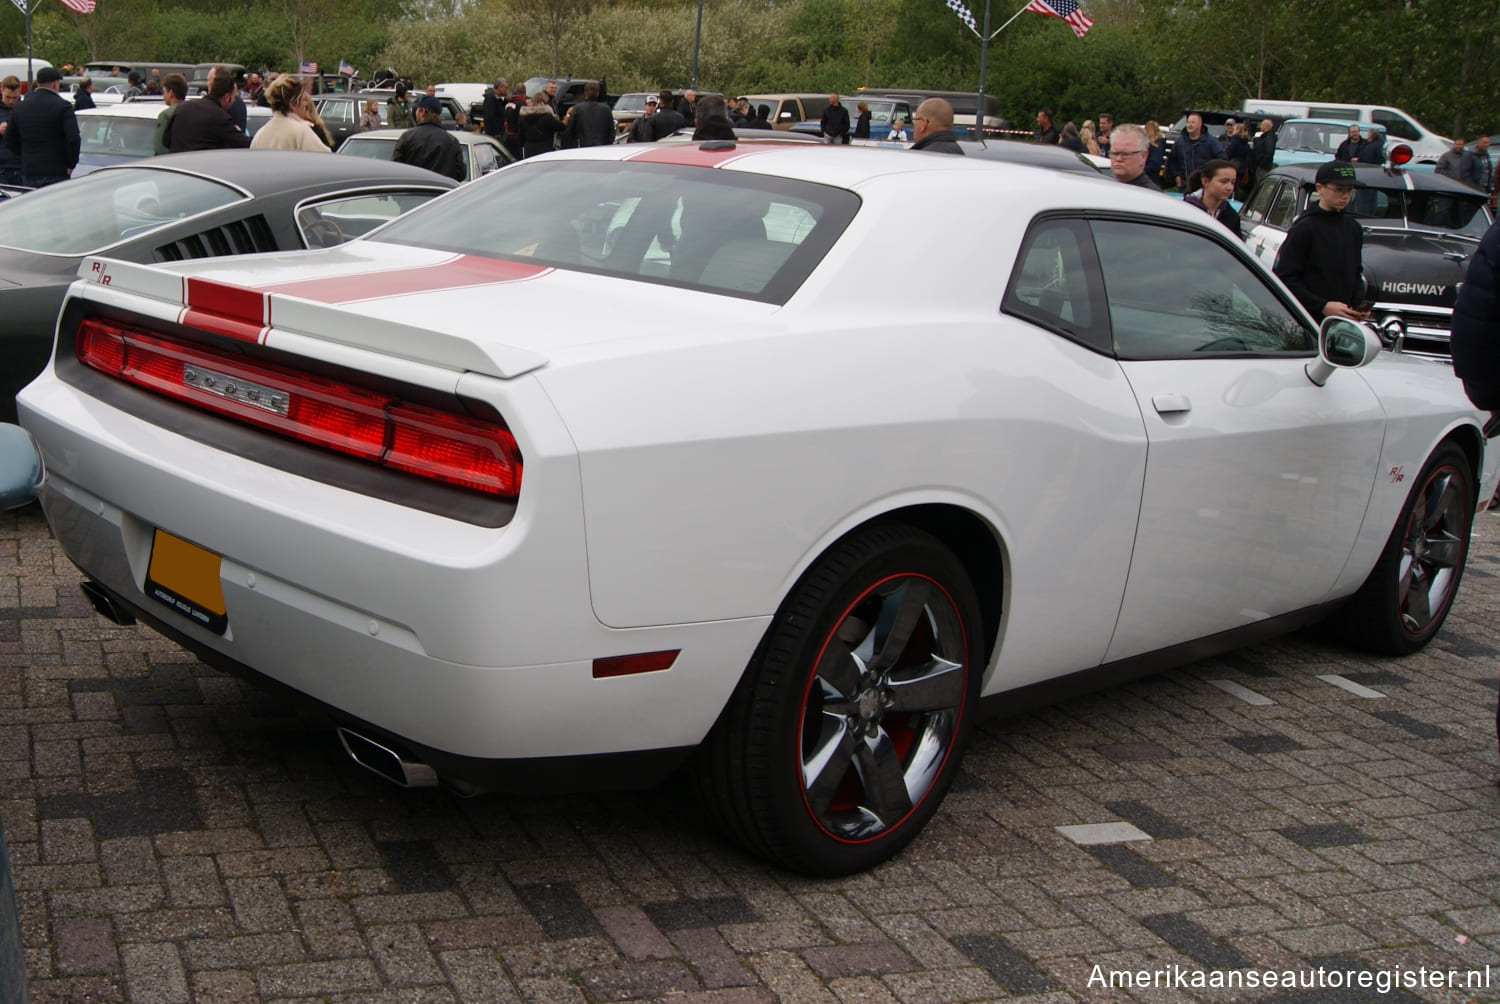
[1306, 317, 1382, 386]
[0, 424, 43, 509]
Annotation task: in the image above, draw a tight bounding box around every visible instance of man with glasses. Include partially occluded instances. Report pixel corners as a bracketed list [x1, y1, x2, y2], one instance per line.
[909, 98, 963, 155]
[0, 77, 21, 186]
[1108, 123, 1159, 189]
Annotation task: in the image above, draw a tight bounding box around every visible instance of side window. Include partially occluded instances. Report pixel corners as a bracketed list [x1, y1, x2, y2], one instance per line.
[1090, 220, 1312, 358]
[472, 142, 499, 178]
[1241, 180, 1278, 225]
[297, 190, 442, 245]
[1002, 218, 1107, 352]
[1371, 109, 1418, 141]
[1266, 183, 1298, 229]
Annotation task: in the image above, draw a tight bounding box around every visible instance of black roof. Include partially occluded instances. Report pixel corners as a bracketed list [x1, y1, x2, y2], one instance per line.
[93, 150, 460, 198]
[958, 140, 1103, 176]
[1265, 162, 1488, 194]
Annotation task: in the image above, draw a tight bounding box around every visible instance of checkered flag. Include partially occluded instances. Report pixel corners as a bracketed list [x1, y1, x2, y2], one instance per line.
[945, 0, 979, 34]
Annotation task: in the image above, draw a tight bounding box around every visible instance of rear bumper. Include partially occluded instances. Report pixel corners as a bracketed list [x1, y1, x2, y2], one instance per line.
[19, 371, 769, 777]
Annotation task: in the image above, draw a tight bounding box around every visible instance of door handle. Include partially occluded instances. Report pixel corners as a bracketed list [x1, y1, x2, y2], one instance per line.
[1152, 393, 1191, 415]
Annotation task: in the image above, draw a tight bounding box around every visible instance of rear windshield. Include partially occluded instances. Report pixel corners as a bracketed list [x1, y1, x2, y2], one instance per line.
[372, 159, 859, 303]
[79, 113, 157, 159]
[1316, 186, 1493, 238]
[0, 167, 241, 255]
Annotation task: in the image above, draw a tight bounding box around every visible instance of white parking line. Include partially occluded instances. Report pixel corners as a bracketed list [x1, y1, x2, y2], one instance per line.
[1056, 821, 1152, 845]
[1317, 674, 1386, 699]
[1206, 679, 1275, 706]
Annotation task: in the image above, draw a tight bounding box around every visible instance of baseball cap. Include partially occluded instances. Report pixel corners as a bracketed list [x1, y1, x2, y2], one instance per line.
[645, 95, 658, 105]
[1315, 160, 1364, 186]
[36, 66, 63, 85]
[414, 94, 442, 113]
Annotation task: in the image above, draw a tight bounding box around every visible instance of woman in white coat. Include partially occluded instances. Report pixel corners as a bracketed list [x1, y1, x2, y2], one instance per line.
[250, 75, 330, 152]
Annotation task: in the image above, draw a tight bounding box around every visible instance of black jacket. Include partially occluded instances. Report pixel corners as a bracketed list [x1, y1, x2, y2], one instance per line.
[820, 103, 850, 142]
[163, 96, 250, 152]
[563, 99, 614, 148]
[648, 107, 686, 140]
[482, 89, 506, 138]
[1250, 131, 1276, 172]
[72, 88, 95, 111]
[1450, 220, 1500, 409]
[1334, 137, 1364, 161]
[518, 104, 564, 158]
[1034, 124, 1059, 144]
[911, 129, 964, 155]
[1274, 206, 1363, 317]
[393, 121, 465, 182]
[4, 87, 80, 178]
[1356, 138, 1385, 164]
[853, 110, 870, 139]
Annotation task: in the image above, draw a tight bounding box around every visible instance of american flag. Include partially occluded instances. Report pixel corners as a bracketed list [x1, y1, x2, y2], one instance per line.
[57, 0, 96, 12]
[1025, 0, 1093, 37]
[299, 60, 318, 74]
[338, 60, 354, 76]
[945, 0, 977, 34]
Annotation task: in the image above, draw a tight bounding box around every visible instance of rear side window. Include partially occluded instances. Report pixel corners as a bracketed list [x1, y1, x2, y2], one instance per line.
[1241, 180, 1278, 224]
[1002, 217, 1109, 353]
[373, 160, 859, 304]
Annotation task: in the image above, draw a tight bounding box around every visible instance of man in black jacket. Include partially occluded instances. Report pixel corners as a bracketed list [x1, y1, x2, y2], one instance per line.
[562, 81, 613, 148]
[72, 76, 95, 110]
[482, 78, 507, 139]
[1450, 219, 1500, 412]
[394, 95, 465, 182]
[647, 90, 685, 140]
[910, 99, 964, 155]
[163, 73, 250, 152]
[1274, 161, 1368, 321]
[1248, 118, 1276, 190]
[4, 67, 79, 187]
[819, 93, 850, 144]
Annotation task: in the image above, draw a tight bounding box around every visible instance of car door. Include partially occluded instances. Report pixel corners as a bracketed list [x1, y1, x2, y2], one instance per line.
[1251, 180, 1300, 267]
[1088, 217, 1386, 662]
[1240, 179, 1280, 260]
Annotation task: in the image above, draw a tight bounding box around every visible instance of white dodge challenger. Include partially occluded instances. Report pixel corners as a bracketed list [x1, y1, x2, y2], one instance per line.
[18, 141, 1499, 875]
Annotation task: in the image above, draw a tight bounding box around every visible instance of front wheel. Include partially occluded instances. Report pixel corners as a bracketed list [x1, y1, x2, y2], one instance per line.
[1339, 442, 1474, 655]
[697, 524, 984, 876]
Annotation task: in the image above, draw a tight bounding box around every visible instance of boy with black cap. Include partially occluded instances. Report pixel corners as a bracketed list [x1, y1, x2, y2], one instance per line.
[1274, 160, 1370, 321]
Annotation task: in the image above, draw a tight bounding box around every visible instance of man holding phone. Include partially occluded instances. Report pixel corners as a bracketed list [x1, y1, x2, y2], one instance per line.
[1274, 160, 1370, 321]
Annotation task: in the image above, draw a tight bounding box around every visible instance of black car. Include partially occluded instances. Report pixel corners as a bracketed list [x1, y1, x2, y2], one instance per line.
[0, 150, 457, 423]
[523, 76, 609, 119]
[314, 91, 466, 147]
[1241, 162, 1495, 358]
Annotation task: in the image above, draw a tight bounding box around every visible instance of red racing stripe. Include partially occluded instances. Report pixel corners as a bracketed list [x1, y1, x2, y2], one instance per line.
[180, 309, 268, 344]
[185, 277, 267, 326]
[627, 144, 762, 168]
[262, 254, 552, 305]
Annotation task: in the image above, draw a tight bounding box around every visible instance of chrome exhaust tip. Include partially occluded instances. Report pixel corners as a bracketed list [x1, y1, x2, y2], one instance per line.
[80, 581, 136, 625]
[336, 727, 439, 788]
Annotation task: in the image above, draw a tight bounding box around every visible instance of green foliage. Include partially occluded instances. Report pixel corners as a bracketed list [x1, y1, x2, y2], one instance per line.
[0, 0, 1489, 136]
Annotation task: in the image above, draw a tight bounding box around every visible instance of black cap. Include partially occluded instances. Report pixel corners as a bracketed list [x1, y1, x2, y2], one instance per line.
[36, 66, 63, 85]
[394, 81, 408, 97]
[1315, 160, 1364, 186]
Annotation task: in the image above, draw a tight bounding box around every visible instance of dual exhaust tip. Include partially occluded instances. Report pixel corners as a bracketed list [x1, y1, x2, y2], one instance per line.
[81, 582, 440, 791]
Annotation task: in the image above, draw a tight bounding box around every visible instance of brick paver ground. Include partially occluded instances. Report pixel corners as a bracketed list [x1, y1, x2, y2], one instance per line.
[2, 501, 1498, 1003]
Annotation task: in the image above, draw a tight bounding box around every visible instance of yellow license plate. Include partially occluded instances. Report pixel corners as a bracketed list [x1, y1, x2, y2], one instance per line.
[145, 530, 227, 633]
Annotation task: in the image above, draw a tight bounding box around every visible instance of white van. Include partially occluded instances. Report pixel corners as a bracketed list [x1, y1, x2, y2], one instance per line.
[0, 58, 53, 90]
[1240, 99, 1448, 161]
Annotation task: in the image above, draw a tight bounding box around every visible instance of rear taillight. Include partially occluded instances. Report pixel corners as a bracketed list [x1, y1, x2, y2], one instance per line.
[1389, 144, 1413, 166]
[75, 318, 522, 499]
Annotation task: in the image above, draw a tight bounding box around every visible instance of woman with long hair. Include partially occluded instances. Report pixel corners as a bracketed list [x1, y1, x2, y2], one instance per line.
[250, 74, 329, 152]
[1144, 120, 1165, 186]
[518, 90, 565, 158]
[1081, 120, 1100, 156]
[1183, 159, 1242, 238]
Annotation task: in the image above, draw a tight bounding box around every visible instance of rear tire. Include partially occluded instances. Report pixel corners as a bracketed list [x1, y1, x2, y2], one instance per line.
[1339, 442, 1473, 655]
[697, 523, 983, 876]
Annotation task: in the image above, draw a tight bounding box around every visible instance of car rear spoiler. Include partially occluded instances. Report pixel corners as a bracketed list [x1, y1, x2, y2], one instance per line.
[70, 257, 548, 380]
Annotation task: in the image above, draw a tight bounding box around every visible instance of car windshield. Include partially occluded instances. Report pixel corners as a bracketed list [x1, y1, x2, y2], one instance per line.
[0, 168, 241, 254]
[79, 114, 157, 159]
[373, 159, 859, 303]
[1337, 187, 1493, 238]
[615, 94, 648, 112]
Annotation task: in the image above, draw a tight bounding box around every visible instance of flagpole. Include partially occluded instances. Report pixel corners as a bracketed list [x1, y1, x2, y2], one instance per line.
[991, 0, 1034, 37]
[975, 0, 990, 139]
